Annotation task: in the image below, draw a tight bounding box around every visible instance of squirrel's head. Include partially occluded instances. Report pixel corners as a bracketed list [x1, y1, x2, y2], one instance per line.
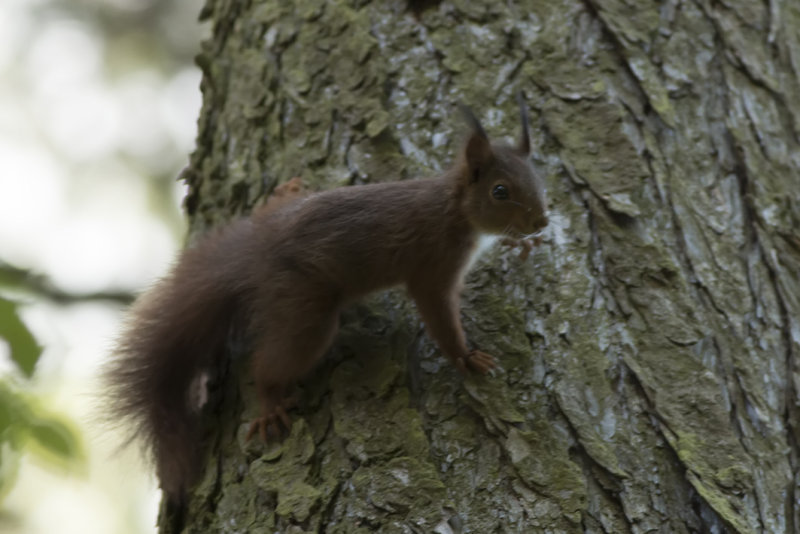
[456, 95, 548, 238]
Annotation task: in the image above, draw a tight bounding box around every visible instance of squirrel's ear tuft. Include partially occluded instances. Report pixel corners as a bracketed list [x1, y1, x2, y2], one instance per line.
[516, 91, 531, 156]
[459, 104, 492, 181]
[458, 103, 488, 140]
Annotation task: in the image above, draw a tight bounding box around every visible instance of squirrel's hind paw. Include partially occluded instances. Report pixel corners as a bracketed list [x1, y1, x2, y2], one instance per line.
[245, 396, 297, 442]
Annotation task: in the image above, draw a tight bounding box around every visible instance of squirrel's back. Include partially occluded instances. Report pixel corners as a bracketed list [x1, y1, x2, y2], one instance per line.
[255, 175, 475, 297]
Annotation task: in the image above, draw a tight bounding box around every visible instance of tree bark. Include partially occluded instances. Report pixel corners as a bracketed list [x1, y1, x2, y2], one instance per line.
[168, 1, 800, 532]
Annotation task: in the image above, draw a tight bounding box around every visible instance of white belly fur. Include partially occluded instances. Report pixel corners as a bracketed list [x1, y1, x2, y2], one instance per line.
[462, 234, 499, 279]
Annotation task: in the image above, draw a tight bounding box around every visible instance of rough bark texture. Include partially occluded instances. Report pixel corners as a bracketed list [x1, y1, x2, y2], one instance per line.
[170, 1, 799, 532]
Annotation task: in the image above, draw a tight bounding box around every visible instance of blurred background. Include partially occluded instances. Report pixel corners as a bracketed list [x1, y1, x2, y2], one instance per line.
[0, 0, 206, 532]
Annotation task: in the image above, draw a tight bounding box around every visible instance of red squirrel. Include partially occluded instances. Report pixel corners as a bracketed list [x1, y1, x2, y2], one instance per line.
[105, 97, 548, 501]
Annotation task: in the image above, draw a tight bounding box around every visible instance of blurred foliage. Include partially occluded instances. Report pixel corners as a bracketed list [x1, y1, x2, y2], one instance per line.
[16, 0, 207, 232]
[0, 260, 134, 306]
[0, 380, 84, 503]
[45, 0, 202, 67]
[0, 296, 41, 378]
[0, 0, 204, 512]
[0, 253, 130, 494]
[0, 295, 84, 505]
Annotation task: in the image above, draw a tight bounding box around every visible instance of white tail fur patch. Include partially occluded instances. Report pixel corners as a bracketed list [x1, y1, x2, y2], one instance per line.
[189, 371, 209, 411]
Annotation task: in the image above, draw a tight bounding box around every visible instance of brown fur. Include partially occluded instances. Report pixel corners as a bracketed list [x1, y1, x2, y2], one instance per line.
[104, 100, 548, 500]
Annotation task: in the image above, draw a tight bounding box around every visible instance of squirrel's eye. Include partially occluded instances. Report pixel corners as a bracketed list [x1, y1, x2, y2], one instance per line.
[492, 184, 509, 200]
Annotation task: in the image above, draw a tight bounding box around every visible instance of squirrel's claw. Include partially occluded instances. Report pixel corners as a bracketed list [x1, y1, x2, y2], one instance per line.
[500, 237, 533, 260]
[464, 350, 496, 374]
[500, 236, 543, 261]
[246, 403, 293, 442]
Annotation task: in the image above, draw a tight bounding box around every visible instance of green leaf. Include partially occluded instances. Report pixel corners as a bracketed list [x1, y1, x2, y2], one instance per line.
[27, 416, 82, 465]
[0, 381, 84, 502]
[0, 381, 30, 504]
[0, 261, 30, 288]
[0, 296, 41, 377]
[0, 382, 26, 437]
[0, 442, 22, 504]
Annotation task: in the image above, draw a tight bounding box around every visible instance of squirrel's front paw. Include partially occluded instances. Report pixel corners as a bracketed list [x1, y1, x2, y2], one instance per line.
[500, 237, 541, 261]
[464, 350, 496, 374]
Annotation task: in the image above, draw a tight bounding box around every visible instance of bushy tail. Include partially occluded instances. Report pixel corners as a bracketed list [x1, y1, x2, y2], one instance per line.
[105, 261, 237, 499]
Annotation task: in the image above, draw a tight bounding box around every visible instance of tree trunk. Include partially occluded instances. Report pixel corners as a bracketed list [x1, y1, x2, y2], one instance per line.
[167, 1, 800, 532]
